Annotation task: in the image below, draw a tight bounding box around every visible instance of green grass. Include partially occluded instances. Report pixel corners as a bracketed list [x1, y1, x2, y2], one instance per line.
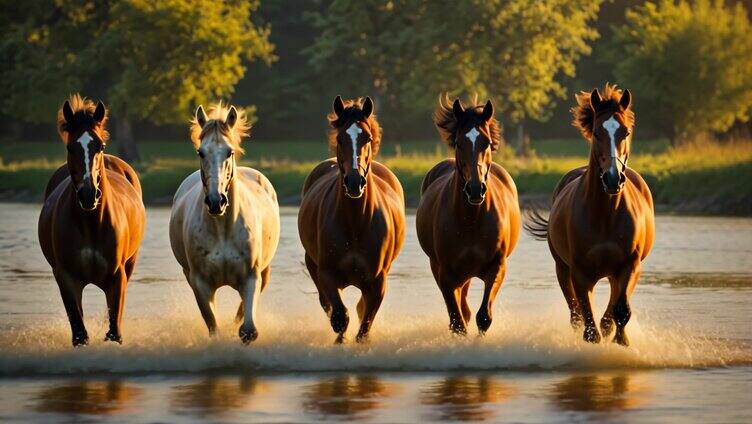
[1, 138, 750, 214]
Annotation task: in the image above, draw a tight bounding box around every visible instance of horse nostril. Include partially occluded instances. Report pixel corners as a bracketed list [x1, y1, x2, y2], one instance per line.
[359, 175, 366, 189]
[219, 194, 228, 207]
[204, 195, 211, 206]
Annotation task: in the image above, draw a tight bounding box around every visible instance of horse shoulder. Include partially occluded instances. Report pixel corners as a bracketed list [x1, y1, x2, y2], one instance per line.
[237, 166, 279, 205]
[625, 168, 654, 211]
[43, 164, 69, 201]
[421, 159, 455, 195]
[104, 154, 142, 197]
[302, 158, 338, 197]
[552, 166, 588, 201]
[489, 163, 518, 197]
[371, 160, 404, 204]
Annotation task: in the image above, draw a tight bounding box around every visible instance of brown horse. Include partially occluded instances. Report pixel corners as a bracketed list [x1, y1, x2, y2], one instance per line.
[38, 95, 145, 346]
[298, 96, 405, 343]
[524, 84, 655, 346]
[416, 96, 520, 334]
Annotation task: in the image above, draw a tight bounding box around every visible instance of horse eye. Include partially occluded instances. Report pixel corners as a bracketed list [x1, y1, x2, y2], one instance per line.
[197, 149, 205, 158]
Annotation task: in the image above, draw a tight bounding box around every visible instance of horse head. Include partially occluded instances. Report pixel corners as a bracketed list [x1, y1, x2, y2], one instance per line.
[192, 103, 249, 216]
[58, 95, 109, 211]
[329, 96, 380, 199]
[435, 96, 500, 205]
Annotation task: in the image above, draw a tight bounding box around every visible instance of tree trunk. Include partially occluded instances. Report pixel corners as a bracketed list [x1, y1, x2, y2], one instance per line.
[115, 114, 140, 164]
[516, 121, 531, 157]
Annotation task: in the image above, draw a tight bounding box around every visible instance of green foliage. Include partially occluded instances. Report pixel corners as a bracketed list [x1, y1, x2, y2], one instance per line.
[610, 0, 752, 142]
[307, 0, 601, 126]
[0, 0, 274, 124]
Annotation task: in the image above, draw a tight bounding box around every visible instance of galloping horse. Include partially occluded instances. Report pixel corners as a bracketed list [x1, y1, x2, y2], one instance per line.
[39, 95, 145, 346]
[298, 96, 405, 343]
[525, 84, 655, 346]
[169, 103, 280, 344]
[416, 96, 520, 334]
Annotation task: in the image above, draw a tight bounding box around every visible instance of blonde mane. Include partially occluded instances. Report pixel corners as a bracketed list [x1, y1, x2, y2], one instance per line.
[56, 94, 109, 143]
[571, 83, 635, 141]
[189, 101, 251, 154]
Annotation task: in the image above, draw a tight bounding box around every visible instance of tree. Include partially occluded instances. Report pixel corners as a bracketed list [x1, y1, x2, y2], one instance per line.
[307, 0, 601, 149]
[0, 0, 274, 162]
[610, 0, 752, 144]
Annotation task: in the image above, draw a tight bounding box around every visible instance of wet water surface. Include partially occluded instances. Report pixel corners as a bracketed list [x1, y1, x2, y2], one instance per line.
[0, 204, 750, 422]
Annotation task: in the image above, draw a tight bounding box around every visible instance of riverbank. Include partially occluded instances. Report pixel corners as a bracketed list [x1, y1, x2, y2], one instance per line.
[1, 139, 750, 215]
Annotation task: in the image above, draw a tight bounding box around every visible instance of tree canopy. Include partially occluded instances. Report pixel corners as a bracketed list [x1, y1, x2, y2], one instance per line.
[610, 0, 752, 143]
[1, 0, 274, 160]
[307, 0, 601, 130]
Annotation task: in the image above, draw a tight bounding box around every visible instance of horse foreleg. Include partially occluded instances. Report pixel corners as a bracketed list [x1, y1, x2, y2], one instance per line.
[104, 267, 127, 344]
[477, 260, 506, 335]
[355, 275, 386, 343]
[460, 280, 472, 325]
[238, 269, 263, 344]
[305, 254, 331, 316]
[318, 270, 348, 344]
[613, 263, 641, 347]
[600, 276, 620, 339]
[55, 270, 88, 346]
[235, 266, 270, 324]
[553, 249, 582, 329]
[572, 269, 600, 343]
[189, 273, 218, 336]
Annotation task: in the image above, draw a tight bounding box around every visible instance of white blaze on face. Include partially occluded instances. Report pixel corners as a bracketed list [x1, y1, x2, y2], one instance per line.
[77, 132, 94, 178]
[602, 116, 621, 157]
[466, 127, 480, 152]
[346, 123, 363, 169]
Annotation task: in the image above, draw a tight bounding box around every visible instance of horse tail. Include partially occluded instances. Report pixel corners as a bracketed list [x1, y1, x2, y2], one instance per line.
[522, 201, 549, 241]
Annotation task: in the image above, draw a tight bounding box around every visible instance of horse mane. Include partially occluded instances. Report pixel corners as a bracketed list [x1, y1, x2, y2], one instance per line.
[571, 83, 635, 141]
[189, 101, 250, 154]
[327, 98, 382, 155]
[56, 94, 109, 144]
[433, 94, 502, 149]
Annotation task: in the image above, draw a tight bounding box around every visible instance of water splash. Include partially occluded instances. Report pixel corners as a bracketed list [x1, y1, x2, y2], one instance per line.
[1, 310, 749, 376]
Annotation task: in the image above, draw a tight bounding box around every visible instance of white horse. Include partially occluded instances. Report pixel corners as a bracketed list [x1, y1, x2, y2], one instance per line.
[169, 103, 280, 343]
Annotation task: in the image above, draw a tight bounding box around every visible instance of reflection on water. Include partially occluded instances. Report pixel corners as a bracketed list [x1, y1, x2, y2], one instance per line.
[34, 380, 142, 415]
[170, 376, 262, 418]
[420, 375, 513, 422]
[550, 373, 650, 412]
[301, 374, 395, 420]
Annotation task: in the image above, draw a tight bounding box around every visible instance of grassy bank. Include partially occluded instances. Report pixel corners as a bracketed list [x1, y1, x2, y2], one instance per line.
[1, 138, 750, 215]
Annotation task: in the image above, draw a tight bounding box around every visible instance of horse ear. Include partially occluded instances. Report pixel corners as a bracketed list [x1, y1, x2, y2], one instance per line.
[589, 88, 603, 111]
[195, 105, 207, 128]
[333, 95, 345, 118]
[481, 99, 494, 121]
[225, 106, 238, 128]
[93, 101, 106, 124]
[62, 100, 74, 123]
[362, 96, 374, 118]
[452, 98, 464, 120]
[619, 89, 632, 110]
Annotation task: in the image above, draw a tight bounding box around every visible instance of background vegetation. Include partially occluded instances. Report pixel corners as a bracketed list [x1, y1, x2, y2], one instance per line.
[1, 0, 751, 214]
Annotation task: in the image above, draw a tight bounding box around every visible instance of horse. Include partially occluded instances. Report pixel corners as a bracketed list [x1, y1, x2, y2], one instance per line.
[298, 96, 405, 343]
[38, 94, 145, 346]
[416, 96, 520, 335]
[524, 84, 655, 346]
[169, 102, 280, 344]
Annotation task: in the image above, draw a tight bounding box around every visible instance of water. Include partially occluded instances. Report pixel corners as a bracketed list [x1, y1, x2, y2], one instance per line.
[0, 204, 750, 422]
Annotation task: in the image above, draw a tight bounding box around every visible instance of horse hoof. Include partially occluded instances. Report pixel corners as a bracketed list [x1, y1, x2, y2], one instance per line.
[600, 319, 615, 339]
[239, 327, 258, 344]
[330, 310, 349, 334]
[613, 328, 630, 347]
[334, 334, 346, 344]
[72, 333, 89, 347]
[449, 324, 468, 336]
[570, 314, 584, 330]
[104, 332, 122, 344]
[583, 327, 601, 344]
[355, 332, 369, 343]
[476, 315, 492, 333]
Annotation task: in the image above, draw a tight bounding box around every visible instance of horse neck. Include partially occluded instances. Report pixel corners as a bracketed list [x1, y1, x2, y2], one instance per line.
[585, 142, 624, 214]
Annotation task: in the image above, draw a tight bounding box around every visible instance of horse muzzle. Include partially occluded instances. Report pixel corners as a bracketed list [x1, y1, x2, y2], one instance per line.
[600, 160, 626, 195]
[463, 181, 487, 205]
[205, 192, 228, 216]
[343, 171, 366, 199]
[76, 184, 102, 211]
